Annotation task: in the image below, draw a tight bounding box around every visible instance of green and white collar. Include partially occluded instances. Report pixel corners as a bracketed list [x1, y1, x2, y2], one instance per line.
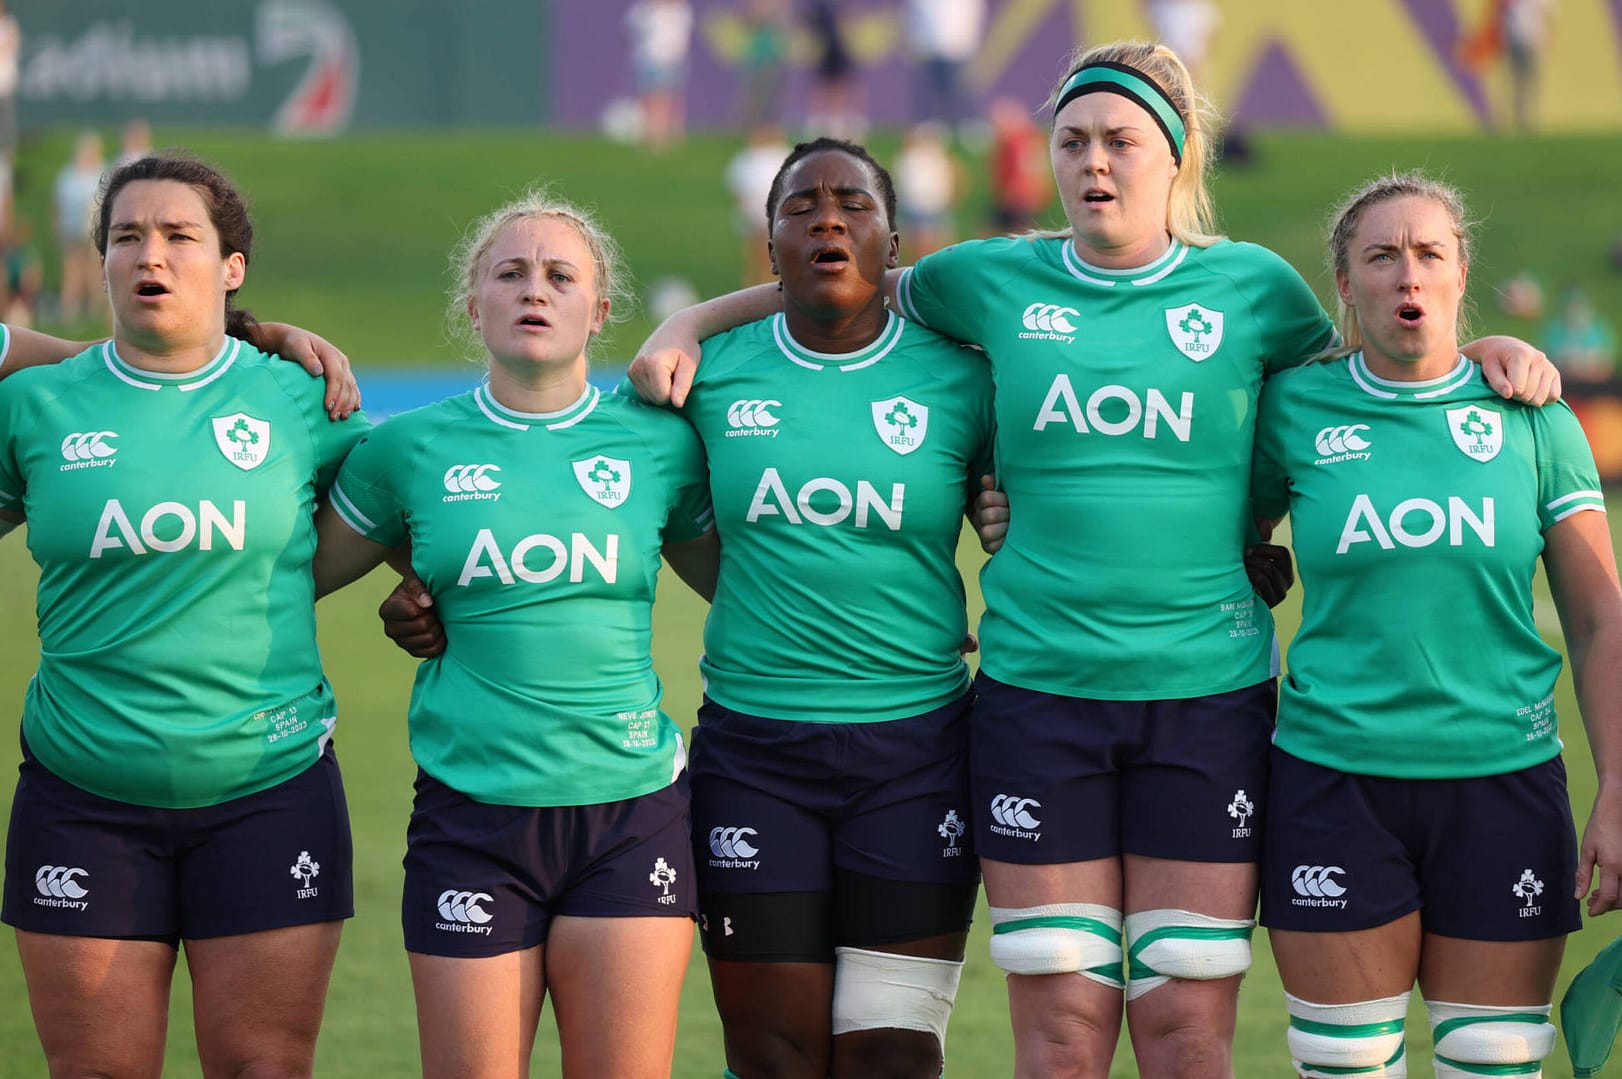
[474, 382, 600, 431]
[102, 337, 240, 392]
[1348, 352, 1476, 400]
[770, 310, 904, 372]
[1061, 238, 1188, 287]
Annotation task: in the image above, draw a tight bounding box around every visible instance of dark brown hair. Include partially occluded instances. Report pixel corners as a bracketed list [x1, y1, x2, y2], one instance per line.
[95, 154, 260, 344]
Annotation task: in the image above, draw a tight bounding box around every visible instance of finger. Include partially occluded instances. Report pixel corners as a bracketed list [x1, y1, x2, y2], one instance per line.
[1575, 852, 1595, 900]
[294, 340, 324, 377]
[1543, 363, 1563, 404]
[984, 537, 1003, 554]
[980, 473, 997, 493]
[1594, 865, 1622, 915]
[670, 353, 698, 409]
[379, 590, 428, 621]
[960, 633, 978, 655]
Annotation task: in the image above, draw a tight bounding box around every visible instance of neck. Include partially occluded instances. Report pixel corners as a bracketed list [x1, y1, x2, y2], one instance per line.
[1359, 344, 1460, 383]
[114, 331, 227, 374]
[486, 354, 589, 413]
[781, 297, 890, 355]
[1070, 229, 1172, 270]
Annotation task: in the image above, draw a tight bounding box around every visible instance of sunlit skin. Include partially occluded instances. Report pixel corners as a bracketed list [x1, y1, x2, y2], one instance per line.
[767, 149, 899, 353]
[1337, 195, 1468, 382]
[101, 179, 245, 372]
[1050, 91, 1179, 269]
[468, 216, 609, 410]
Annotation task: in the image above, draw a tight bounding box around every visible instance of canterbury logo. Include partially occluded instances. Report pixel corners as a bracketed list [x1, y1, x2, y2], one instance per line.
[436, 889, 494, 924]
[709, 827, 759, 859]
[443, 464, 501, 493]
[35, 865, 89, 899]
[989, 795, 1042, 830]
[1291, 865, 1347, 898]
[726, 399, 781, 429]
[1022, 303, 1078, 334]
[1314, 425, 1371, 456]
[60, 431, 117, 461]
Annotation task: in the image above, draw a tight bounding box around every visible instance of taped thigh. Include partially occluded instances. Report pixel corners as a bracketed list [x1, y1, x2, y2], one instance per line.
[1285, 991, 1411, 1078]
[988, 904, 1123, 989]
[1427, 1000, 1554, 1078]
[1123, 908, 1253, 1000]
[830, 946, 964, 1048]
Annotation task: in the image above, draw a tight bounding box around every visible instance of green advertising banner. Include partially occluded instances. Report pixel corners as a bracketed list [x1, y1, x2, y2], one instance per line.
[15, 0, 548, 132]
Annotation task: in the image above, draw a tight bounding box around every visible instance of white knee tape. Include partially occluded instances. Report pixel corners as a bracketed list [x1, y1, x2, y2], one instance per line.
[1426, 1000, 1554, 1078]
[830, 947, 964, 1046]
[1122, 908, 1254, 1001]
[1285, 991, 1411, 1078]
[987, 904, 1124, 989]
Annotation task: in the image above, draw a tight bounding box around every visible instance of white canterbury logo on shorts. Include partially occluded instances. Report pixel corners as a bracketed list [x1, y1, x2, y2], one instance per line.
[59, 431, 118, 472]
[33, 865, 90, 910]
[707, 826, 761, 869]
[725, 400, 782, 438]
[1290, 864, 1349, 908]
[988, 794, 1043, 840]
[437, 889, 493, 922]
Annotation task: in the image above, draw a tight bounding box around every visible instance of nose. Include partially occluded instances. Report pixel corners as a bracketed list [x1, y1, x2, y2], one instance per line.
[135, 234, 164, 268]
[1082, 140, 1109, 175]
[521, 271, 549, 303]
[809, 196, 848, 235]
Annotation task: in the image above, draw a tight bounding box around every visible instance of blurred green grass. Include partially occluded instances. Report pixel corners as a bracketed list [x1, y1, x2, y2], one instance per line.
[2, 126, 1621, 1076]
[13, 126, 1622, 365]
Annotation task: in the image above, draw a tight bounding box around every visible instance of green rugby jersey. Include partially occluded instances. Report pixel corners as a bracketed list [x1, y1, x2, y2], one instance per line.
[330, 386, 712, 807]
[682, 311, 993, 722]
[0, 339, 368, 808]
[1253, 353, 1604, 778]
[896, 237, 1336, 699]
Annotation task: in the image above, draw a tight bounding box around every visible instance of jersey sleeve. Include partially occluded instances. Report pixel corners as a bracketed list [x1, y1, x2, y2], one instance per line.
[267, 355, 373, 493]
[0, 322, 12, 375]
[1234, 244, 1337, 376]
[0, 374, 26, 514]
[966, 349, 997, 483]
[328, 424, 409, 547]
[654, 413, 713, 543]
[1250, 373, 1293, 520]
[1529, 401, 1606, 529]
[893, 239, 995, 345]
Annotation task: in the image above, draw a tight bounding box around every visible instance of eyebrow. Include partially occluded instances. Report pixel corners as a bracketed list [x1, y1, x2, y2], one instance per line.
[491, 255, 582, 271]
[780, 185, 876, 204]
[1361, 239, 1450, 253]
[109, 218, 206, 232]
[1055, 124, 1146, 137]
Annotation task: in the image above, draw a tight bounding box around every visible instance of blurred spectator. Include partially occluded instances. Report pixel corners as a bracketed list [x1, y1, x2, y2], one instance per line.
[0, 2, 17, 164]
[114, 117, 153, 169]
[1499, 270, 1546, 320]
[625, 0, 693, 152]
[725, 123, 790, 286]
[804, 0, 865, 139]
[1503, 0, 1555, 130]
[1149, 0, 1222, 87]
[906, 0, 984, 130]
[736, 0, 790, 128]
[53, 131, 106, 326]
[1542, 286, 1617, 382]
[986, 96, 1051, 235]
[895, 121, 962, 260]
[0, 215, 41, 327]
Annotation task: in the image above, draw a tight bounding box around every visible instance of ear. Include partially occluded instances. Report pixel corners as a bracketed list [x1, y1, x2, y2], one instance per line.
[591, 296, 611, 335]
[767, 239, 779, 278]
[886, 231, 900, 269]
[1336, 268, 1354, 308]
[222, 251, 246, 293]
[467, 294, 480, 331]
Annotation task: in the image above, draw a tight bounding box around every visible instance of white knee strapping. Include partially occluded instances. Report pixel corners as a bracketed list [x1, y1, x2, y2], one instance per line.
[830, 946, 964, 1046]
[1122, 908, 1254, 1001]
[1426, 1000, 1554, 1078]
[1285, 991, 1411, 1078]
[987, 904, 1124, 989]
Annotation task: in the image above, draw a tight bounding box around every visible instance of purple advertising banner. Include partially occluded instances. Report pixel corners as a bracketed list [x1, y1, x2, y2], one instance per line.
[553, 0, 1622, 135]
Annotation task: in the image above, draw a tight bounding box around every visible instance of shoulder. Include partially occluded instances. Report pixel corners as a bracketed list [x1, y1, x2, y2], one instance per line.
[0, 343, 104, 406]
[1262, 353, 1344, 404]
[1194, 240, 1312, 290]
[599, 388, 700, 441]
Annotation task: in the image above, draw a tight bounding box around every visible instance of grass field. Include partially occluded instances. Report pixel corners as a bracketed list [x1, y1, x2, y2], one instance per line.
[1, 125, 1620, 1076]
